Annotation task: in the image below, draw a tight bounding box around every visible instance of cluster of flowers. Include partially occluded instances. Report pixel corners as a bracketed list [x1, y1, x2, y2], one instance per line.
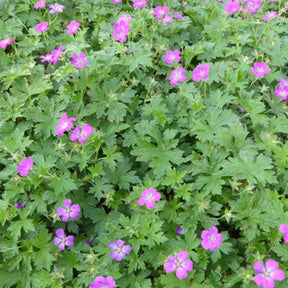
[33, 1, 88, 69]
[40, 46, 63, 65]
[54, 199, 80, 250]
[152, 6, 183, 25]
[274, 78, 288, 100]
[56, 113, 94, 143]
[112, 0, 147, 8]
[113, 14, 132, 43]
[14, 157, 288, 288]
[223, 0, 279, 16]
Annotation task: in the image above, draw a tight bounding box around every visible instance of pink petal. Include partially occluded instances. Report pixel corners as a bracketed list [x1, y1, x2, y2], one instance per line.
[279, 224, 288, 233]
[177, 251, 188, 262]
[63, 199, 72, 208]
[273, 269, 285, 281]
[182, 260, 193, 272]
[176, 268, 188, 280]
[138, 197, 145, 206]
[108, 241, 118, 250]
[254, 262, 265, 273]
[146, 201, 155, 209]
[55, 228, 65, 238]
[164, 260, 176, 273]
[266, 260, 279, 271]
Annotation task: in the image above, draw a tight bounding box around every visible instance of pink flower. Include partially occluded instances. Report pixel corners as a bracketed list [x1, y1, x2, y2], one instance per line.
[39, 53, 53, 63]
[71, 53, 88, 69]
[164, 251, 193, 280]
[56, 113, 76, 136]
[67, 20, 80, 34]
[57, 199, 80, 222]
[89, 276, 115, 288]
[48, 3, 65, 14]
[0, 38, 13, 49]
[50, 46, 63, 64]
[113, 20, 130, 42]
[175, 227, 183, 235]
[201, 226, 223, 250]
[169, 68, 187, 86]
[173, 12, 183, 19]
[251, 62, 270, 78]
[34, 0, 46, 9]
[192, 64, 210, 82]
[263, 11, 279, 21]
[54, 229, 74, 251]
[133, 0, 147, 8]
[70, 124, 94, 143]
[39, 47, 63, 65]
[108, 239, 131, 261]
[138, 187, 161, 209]
[17, 157, 33, 177]
[14, 202, 26, 209]
[162, 15, 173, 25]
[35, 22, 49, 33]
[279, 224, 288, 242]
[163, 50, 181, 65]
[112, 0, 121, 3]
[244, 0, 261, 14]
[254, 260, 284, 288]
[153, 6, 169, 19]
[225, 0, 241, 14]
[275, 86, 288, 100]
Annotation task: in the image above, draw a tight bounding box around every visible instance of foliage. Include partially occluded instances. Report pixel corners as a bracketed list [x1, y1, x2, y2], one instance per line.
[1, 0, 288, 287]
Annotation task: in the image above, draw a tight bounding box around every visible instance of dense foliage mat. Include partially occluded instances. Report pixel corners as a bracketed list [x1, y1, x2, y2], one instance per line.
[1, 0, 288, 287]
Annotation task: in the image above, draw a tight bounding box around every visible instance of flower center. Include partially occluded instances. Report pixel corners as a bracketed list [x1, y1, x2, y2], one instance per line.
[209, 235, 216, 242]
[145, 193, 154, 202]
[263, 269, 272, 279]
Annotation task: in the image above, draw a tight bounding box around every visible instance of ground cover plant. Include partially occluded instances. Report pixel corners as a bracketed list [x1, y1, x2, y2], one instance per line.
[1, 0, 288, 287]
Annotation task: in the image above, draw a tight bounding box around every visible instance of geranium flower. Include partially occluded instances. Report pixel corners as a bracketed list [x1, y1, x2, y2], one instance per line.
[56, 113, 76, 136]
[254, 260, 284, 288]
[173, 12, 183, 19]
[89, 276, 115, 288]
[263, 11, 279, 21]
[133, 0, 147, 8]
[54, 229, 74, 251]
[279, 224, 288, 242]
[192, 64, 210, 82]
[153, 6, 169, 19]
[35, 22, 49, 33]
[169, 68, 187, 86]
[0, 38, 13, 49]
[112, 0, 121, 3]
[17, 157, 33, 177]
[108, 239, 131, 261]
[34, 0, 45, 9]
[164, 251, 193, 280]
[162, 15, 173, 25]
[138, 187, 161, 209]
[57, 199, 80, 222]
[14, 202, 26, 209]
[225, 0, 241, 14]
[70, 124, 94, 143]
[67, 20, 80, 34]
[201, 226, 223, 250]
[48, 3, 65, 14]
[163, 50, 181, 65]
[175, 227, 183, 235]
[251, 62, 270, 78]
[71, 53, 88, 69]
[113, 20, 130, 43]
